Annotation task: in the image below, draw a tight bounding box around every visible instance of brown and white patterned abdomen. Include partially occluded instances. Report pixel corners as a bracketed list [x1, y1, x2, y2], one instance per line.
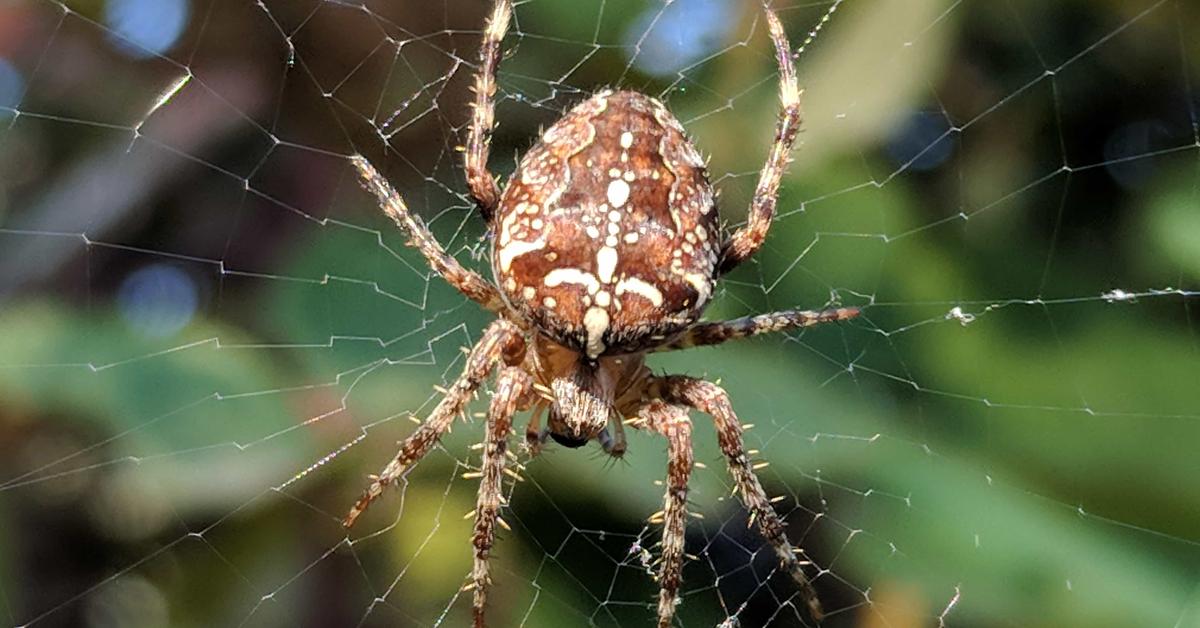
[492, 90, 721, 358]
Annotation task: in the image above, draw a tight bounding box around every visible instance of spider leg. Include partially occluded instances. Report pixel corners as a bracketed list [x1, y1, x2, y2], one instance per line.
[631, 400, 694, 628]
[343, 319, 524, 528]
[471, 365, 534, 627]
[351, 156, 505, 313]
[654, 375, 825, 621]
[655, 306, 858, 352]
[718, 3, 802, 276]
[464, 0, 511, 223]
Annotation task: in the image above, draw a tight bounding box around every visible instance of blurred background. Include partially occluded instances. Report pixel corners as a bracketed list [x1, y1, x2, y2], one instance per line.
[1, 0, 1199, 626]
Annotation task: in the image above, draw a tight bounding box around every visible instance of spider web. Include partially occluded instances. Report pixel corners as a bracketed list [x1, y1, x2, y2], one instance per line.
[2, 0, 1199, 626]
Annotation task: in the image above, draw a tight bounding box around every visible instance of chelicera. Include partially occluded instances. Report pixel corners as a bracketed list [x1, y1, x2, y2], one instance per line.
[344, 1, 858, 625]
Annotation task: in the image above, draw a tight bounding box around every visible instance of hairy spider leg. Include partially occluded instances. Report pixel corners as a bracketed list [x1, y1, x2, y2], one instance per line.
[349, 1, 834, 624]
[718, 4, 804, 275]
[343, 319, 525, 528]
[656, 306, 859, 352]
[470, 366, 534, 627]
[656, 376, 824, 621]
[633, 400, 694, 628]
[465, 0, 511, 222]
[351, 156, 505, 313]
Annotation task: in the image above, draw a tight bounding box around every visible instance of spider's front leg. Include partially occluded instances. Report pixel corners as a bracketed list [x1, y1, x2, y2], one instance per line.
[632, 400, 694, 628]
[343, 318, 524, 528]
[464, 0, 511, 222]
[655, 375, 825, 621]
[719, 4, 803, 275]
[470, 365, 533, 627]
[351, 156, 505, 313]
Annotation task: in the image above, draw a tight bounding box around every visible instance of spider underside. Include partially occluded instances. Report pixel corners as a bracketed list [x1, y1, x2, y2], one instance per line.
[343, 2, 858, 626]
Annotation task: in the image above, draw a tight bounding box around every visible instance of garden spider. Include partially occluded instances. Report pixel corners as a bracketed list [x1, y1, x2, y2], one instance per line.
[344, 1, 858, 625]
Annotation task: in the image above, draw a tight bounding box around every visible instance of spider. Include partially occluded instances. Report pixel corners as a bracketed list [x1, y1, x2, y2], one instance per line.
[343, 1, 858, 625]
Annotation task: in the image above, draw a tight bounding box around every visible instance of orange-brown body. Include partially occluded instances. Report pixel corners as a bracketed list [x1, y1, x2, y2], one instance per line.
[492, 90, 721, 359]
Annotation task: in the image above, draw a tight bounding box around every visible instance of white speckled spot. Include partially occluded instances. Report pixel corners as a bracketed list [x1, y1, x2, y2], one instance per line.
[499, 210, 521, 246]
[620, 131, 634, 148]
[615, 277, 664, 307]
[596, 246, 618, 284]
[595, 290, 611, 307]
[583, 307, 609, 358]
[543, 296, 557, 308]
[522, 286, 536, 300]
[498, 238, 547, 271]
[606, 179, 630, 208]
[520, 169, 549, 186]
[684, 272, 712, 307]
[544, 268, 600, 294]
[623, 232, 639, 244]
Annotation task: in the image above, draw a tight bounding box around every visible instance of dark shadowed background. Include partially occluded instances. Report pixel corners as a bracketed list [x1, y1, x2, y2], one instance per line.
[1, 0, 1198, 626]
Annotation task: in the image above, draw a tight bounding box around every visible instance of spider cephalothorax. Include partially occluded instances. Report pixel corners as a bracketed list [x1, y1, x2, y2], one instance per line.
[342, 2, 858, 627]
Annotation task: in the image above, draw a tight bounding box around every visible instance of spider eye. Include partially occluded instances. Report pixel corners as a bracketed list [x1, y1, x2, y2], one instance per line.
[548, 431, 589, 448]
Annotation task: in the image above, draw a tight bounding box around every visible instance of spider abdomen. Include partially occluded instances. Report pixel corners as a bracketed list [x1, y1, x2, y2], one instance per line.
[493, 90, 720, 358]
